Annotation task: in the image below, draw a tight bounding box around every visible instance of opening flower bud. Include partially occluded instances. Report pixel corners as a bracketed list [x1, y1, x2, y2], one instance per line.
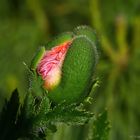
[31, 26, 98, 104]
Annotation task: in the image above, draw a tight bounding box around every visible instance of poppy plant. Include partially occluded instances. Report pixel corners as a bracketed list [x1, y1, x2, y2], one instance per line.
[30, 26, 98, 104]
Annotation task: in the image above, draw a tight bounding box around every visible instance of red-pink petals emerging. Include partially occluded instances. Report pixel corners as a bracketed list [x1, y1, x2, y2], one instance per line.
[37, 41, 71, 90]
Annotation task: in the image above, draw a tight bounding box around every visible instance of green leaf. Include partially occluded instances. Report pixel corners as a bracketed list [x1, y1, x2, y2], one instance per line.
[16, 92, 50, 139]
[88, 110, 110, 140]
[46, 32, 74, 50]
[45, 102, 94, 125]
[0, 89, 20, 140]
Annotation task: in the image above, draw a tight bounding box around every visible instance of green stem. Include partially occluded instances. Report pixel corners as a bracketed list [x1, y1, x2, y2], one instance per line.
[133, 17, 140, 50]
[115, 15, 128, 56]
[26, 0, 50, 35]
[89, 0, 117, 62]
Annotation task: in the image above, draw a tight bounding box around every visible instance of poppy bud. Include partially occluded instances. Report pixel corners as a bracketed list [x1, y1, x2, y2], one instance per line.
[31, 26, 98, 104]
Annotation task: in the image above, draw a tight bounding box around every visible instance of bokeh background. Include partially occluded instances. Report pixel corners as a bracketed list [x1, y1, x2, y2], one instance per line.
[0, 0, 140, 140]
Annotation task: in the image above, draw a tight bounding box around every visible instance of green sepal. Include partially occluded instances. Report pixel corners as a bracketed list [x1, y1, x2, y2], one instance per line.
[48, 36, 97, 104]
[46, 32, 74, 50]
[73, 25, 99, 66]
[74, 25, 98, 45]
[30, 46, 46, 70]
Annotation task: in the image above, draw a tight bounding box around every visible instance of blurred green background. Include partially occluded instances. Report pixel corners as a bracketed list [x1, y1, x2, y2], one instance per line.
[0, 0, 140, 140]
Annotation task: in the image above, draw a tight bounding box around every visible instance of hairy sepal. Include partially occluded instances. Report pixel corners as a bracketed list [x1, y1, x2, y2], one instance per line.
[48, 36, 97, 104]
[30, 46, 46, 71]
